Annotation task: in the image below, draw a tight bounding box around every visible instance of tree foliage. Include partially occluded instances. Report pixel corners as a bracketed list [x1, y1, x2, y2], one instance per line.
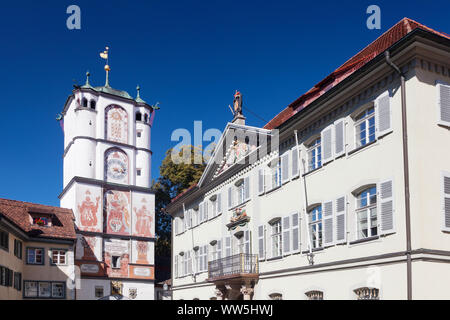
[153, 145, 206, 257]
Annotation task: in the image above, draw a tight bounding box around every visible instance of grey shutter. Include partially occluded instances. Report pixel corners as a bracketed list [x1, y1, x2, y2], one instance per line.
[244, 231, 251, 254]
[225, 236, 231, 257]
[442, 173, 450, 231]
[291, 148, 299, 178]
[282, 216, 291, 255]
[281, 153, 290, 183]
[244, 176, 250, 201]
[198, 247, 203, 272]
[321, 125, 333, 164]
[322, 201, 334, 246]
[228, 187, 233, 209]
[187, 251, 192, 274]
[258, 168, 265, 195]
[334, 119, 345, 157]
[203, 245, 208, 272]
[379, 180, 395, 234]
[438, 83, 450, 126]
[174, 217, 179, 235]
[335, 196, 346, 244]
[174, 255, 178, 278]
[204, 201, 209, 220]
[217, 240, 222, 259]
[217, 193, 222, 215]
[291, 213, 300, 253]
[258, 225, 265, 260]
[376, 92, 392, 137]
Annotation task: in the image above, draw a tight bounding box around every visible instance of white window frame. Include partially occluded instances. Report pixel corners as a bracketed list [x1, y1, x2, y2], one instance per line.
[354, 105, 376, 149]
[308, 206, 322, 249]
[307, 137, 322, 172]
[270, 219, 282, 258]
[355, 186, 378, 240]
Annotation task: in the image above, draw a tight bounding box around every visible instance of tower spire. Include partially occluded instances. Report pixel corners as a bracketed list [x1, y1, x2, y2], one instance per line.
[85, 71, 90, 86]
[100, 46, 110, 87]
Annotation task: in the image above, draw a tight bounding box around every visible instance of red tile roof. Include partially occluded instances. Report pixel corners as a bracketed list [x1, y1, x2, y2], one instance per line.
[0, 198, 76, 241]
[264, 18, 450, 130]
[170, 183, 198, 203]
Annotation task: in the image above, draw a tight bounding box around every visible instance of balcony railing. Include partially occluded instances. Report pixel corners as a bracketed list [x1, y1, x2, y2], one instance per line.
[207, 253, 259, 281]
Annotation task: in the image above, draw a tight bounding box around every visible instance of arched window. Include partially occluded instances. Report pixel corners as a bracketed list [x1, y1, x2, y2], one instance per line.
[90, 100, 96, 110]
[136, 112, 142, 121]
[305, 290, 323, 300]
[269, 293, 282, 300]
[354, 287, 379, 300]
[82, 98, 88, 108]
[356, 186, 377, 239]
[105, 105, 128, 144]
[104, 148, 129, 184]
[144, 113, 148, 123]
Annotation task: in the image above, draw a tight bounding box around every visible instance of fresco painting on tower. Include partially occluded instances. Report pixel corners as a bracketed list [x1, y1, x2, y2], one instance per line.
[104, 190, 131, 235]
[75, 234, 102, 261]
[131, 240, 154, 265]
[104, 239, 129, 278]
[104, 148, 129, 184]
[105, 105, 128, 144]
[76, 185, 102, 232]
[132, 192, 154, 238]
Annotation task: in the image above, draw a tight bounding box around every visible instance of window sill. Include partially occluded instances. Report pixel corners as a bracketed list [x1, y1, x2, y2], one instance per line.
[266, 255, 283, 262]
[75, 106, 97, 113]
[347, 139, 377, 156]
[228, 199, 250, 211]
[263, 185, 282, 196]
[301, 247, 324, 254]
[302, 166, 324, 178]
[349, 235, 379, 245]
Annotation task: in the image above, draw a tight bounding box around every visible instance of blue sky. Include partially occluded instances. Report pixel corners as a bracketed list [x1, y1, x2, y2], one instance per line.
[0, 0, 449, 206]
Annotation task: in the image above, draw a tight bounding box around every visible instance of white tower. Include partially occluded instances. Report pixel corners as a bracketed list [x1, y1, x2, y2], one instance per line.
[59, 60, 157, 300]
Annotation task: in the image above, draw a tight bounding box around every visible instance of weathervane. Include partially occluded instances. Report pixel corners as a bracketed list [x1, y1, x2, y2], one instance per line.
[100, 46, 110, 87]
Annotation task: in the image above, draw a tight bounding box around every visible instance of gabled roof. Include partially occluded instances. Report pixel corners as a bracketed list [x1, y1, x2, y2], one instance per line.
[197, 122, 272, 188]
[0, 198, 76, 241]
[264, 18, 450, 130]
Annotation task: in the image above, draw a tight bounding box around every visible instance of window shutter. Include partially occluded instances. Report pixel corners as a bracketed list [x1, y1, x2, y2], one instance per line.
[291, 147, 299, 178]
[244, 231, 251, 254]
[217, 193, 222, 215]
[321, 125, 334, 164]
[442, 172, 450, 231]
[258, 168, 265, 195]
[228, 187, 233, 209]
[181, 217, 185, 233]
[379, 179, 395, 234]
[187, 251, 192, 275]
[335, 196, 346, 244]
[322, 200, 334, 246]
[438, 83, 450, 126]
[225, 236, 232, 257]
[258, 225, 265, 260]
[282, 216, 291, 255]
[198, 247, 203, 272]
[187, 210, 191, 229]
[204, 201, 209, 220]
[174, 255, 178, 278]
[376, 92, 392, 137]
[198, 202, 203, 223]
[334, 119, 345, 157]
[244, 176, 250, 201]
[217, 240, 222, 259]
[281, 152, 290, 183]
[203, 245, 208, 272]
[291, 213, 300, 253]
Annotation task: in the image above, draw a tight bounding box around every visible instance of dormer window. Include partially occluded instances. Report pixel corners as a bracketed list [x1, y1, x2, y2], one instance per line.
[31, 215, 50, 227]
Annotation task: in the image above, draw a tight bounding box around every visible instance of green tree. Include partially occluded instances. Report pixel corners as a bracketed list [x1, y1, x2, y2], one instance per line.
[153, 145, 206, 257]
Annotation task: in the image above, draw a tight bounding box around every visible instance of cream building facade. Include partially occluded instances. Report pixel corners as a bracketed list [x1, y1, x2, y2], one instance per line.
[166, 18, 450, 300]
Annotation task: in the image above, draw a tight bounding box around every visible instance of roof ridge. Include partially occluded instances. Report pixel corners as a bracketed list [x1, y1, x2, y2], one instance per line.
[0, 197, 72, 213]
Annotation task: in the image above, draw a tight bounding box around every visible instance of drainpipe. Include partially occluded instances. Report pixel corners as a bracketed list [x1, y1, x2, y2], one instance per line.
[294, 130, 314, 264]
[384, 51, 412, 300]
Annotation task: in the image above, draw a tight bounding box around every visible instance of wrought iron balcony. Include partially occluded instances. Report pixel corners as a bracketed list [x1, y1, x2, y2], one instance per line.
[207, 253, 259, 282]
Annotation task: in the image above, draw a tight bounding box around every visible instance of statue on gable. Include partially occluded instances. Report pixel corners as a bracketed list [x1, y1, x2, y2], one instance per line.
[233, 91, 243, 116]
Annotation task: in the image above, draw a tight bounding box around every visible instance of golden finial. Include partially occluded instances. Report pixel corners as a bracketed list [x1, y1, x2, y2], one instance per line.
[100, 46, 110, 87]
